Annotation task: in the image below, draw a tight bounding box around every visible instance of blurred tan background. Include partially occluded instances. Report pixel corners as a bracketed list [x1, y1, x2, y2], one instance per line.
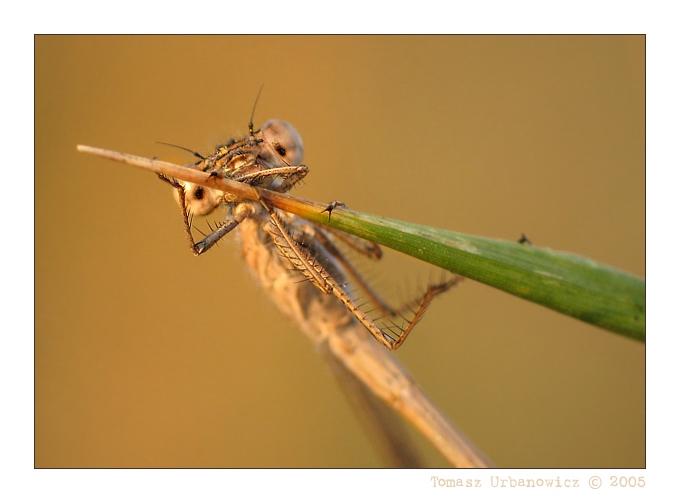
[35, 35, 644, 468]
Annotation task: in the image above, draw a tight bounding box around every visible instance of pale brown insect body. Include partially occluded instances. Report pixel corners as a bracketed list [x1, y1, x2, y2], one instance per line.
[79, 120, 492, 467]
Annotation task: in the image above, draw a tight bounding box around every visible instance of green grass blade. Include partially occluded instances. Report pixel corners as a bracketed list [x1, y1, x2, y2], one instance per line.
[288, 203, 645, 343]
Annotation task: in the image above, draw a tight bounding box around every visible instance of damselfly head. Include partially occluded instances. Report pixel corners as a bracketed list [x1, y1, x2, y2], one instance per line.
[171, 119, 304, 215]
[259, 120, 304, 167]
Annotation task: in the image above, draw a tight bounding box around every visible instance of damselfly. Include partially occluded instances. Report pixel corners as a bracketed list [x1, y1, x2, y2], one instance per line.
[77, 118, 492, 467]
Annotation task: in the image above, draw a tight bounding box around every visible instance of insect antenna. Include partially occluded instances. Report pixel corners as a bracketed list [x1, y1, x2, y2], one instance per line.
[154, 141, 206, 160]
[248, 84, 266, 136]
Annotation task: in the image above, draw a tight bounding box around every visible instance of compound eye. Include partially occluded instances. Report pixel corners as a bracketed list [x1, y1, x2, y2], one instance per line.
[261, 120, 304, 165]
[173, 182, 221, 216]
